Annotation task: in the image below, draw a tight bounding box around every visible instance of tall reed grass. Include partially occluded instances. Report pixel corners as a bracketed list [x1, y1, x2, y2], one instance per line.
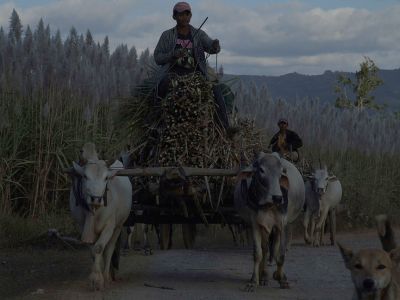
[0, 88, 114, 218]
[1, 76, 398, 246]
[233, 81, 400, 225]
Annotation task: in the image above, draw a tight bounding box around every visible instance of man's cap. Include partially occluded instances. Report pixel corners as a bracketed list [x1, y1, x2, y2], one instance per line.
[173, 2, 191, 14]
[278, 118, 288, 125]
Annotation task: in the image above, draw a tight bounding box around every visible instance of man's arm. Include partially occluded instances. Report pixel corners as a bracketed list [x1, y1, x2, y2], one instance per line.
[154, 31, 175, 65]
[288, 131, 303, 149]
[269, 134, 278, 148]
[198, 30, 220, 54]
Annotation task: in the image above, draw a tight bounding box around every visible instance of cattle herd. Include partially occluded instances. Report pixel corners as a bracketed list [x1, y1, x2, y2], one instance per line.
[68, 142, 397, 300]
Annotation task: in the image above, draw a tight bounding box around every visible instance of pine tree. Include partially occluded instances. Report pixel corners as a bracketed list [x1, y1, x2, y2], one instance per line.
[0, 27, 6, 74]
[85, 30, 94, 46]
[33, 19, 51, 90]
[127, 46, 138, 69]
[136, 48, 150, 82]
[22, 25, 34, 95]
[22, 26, 33, 54]
[101, 36, 110, 58]
[8, 9, 23, 44]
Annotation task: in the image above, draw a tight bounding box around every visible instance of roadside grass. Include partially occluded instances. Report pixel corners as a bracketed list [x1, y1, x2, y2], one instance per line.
[0, 210, 78, 248]
[0, 89, 116, 218]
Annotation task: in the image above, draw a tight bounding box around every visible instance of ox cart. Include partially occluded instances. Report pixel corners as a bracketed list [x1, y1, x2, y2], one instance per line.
[108, 72, 267, 249]
[117, 165, 247, 249]
[115, 156, 310, 249]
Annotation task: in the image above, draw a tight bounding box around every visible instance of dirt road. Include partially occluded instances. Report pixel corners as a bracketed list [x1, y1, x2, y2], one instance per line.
[2, 229, 386, 300]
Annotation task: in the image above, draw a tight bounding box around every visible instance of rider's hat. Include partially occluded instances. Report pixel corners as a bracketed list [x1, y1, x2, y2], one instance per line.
[278, 118, 288, 125]
[173, 2, 191, 14]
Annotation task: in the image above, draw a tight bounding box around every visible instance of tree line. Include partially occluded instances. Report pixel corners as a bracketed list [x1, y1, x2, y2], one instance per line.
[1, 10, 152, 102]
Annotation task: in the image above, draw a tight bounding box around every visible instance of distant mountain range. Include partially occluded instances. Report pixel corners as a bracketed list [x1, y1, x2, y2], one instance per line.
[224, 68, 400, 111]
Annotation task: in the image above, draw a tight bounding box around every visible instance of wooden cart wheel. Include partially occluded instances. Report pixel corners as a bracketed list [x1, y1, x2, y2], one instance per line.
[159, 224, 172, 250]
[182, 223, 196, 249]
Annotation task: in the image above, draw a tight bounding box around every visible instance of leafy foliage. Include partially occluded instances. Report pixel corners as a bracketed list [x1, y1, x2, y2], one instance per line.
[335, 57, 384, 110]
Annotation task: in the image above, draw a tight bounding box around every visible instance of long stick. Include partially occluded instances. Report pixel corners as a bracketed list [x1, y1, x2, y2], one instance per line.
[215, 53, 218, 75]
[182, 17, 208, 49]
[169, 17, 209, 73]
[192, 17, 208, 39]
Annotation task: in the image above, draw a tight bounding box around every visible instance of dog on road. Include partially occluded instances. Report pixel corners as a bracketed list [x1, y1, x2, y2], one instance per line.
[338, 215, 400, 300]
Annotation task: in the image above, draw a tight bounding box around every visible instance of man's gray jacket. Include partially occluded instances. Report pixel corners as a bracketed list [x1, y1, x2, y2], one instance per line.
[154, 25, 219, 79]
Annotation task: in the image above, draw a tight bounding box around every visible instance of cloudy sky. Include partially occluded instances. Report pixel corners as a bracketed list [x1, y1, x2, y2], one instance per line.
[1, 0, 400, 75]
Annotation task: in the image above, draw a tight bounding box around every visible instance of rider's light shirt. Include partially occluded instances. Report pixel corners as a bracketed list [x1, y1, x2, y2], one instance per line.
[173, 32, 197, 75]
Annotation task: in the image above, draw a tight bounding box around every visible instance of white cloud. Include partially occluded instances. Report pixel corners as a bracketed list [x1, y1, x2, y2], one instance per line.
[0, 0, 137, 34]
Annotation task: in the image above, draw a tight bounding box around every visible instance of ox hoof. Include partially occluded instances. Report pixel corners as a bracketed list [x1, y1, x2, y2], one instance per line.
[110, 267, 117, 281]
[144, 248, 153, 256]
[243, 282, 257, 292]
[89, 272, 104, 291]
[273, 271, 287, 282]
[273, 271, 289, 289]
[279, 280, 290, 289]
[103, 271, 113, 285]
[259, 278, 268, 286]
[134, 243, 142, 251]
[312, 241, 320, 248]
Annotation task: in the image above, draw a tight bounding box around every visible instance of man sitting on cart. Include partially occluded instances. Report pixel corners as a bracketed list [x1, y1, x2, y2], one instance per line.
[154, 1, 230, 130]
[269, 118, 303, 162]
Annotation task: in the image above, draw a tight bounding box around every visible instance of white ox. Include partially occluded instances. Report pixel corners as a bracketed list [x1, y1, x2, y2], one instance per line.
[303, 166, 342, 247]
[69, 143, 132, 290]
[234, 152, 305, 291]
